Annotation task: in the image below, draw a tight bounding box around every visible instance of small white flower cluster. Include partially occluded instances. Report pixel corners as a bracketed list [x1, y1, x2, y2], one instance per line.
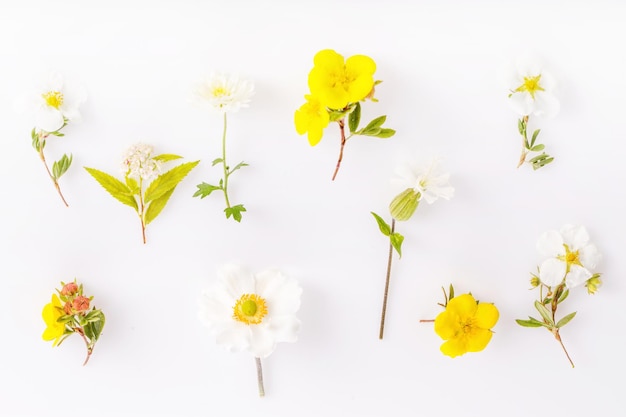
[121, 143, 161, 181]
[193, 73, 254, 113]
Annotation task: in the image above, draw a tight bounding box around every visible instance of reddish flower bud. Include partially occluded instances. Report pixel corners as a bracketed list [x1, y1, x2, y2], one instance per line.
[61, 282, 79, 296]
[63, 302, 73, 315]
[72, 296, 90, 312]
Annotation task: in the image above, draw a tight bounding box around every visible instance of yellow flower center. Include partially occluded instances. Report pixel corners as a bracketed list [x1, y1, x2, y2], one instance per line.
[233, 294, 268, 325]
[515, 75, 545, 99]
[42, 91, 64, 109]
[558, 244, 582, 273]
[212, 87, 228, 97]
[461, 317, 477, 335]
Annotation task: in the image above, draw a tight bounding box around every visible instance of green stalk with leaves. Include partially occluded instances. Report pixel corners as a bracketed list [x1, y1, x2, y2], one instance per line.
[31, 121, 73, 206]
[516, 115, 553, 170]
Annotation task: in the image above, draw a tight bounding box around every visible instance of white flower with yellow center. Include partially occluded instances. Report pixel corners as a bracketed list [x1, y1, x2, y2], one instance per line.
[502, 56, 560, 118]
[536, 224, 601, 288]
[121, 143, 161, 182]
[198, 265, 302, 358]
[18, 72, 87, 132]
[193, 73, 254, 113]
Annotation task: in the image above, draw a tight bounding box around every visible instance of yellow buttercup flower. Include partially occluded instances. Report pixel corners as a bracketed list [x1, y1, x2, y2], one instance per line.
[42, 294, 66, 346]
[308, 49, 376, 110]
[434, 293, 499, 358]
[294, 95, 330, 146]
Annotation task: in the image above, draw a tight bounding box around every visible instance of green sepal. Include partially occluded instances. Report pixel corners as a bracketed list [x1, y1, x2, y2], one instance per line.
[348, 102, 361, 133]
[52, 154, 73, 179]
[144, 187, 175, 225]
[144, 160, 200, 204]
[193, 183, 222, 198]
[84, 167, 138, 210]
[225, 204, 246, 222]
[390, 232, 404, 258]
[153, 154, 182, 163]
[556, 311, 576, 328]
[371, 211, 391, 236]
[534, 300, 555, 326]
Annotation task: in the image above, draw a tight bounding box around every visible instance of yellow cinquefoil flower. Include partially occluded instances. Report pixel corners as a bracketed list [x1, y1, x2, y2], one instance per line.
[42, 294, 66, 346]
[434, 293, 499, 358]
[308, 49, 376, 109]
[294, 95, 330, 146]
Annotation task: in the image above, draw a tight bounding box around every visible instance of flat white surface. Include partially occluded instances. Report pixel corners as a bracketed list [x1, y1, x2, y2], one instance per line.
[1, 1, 625, 416]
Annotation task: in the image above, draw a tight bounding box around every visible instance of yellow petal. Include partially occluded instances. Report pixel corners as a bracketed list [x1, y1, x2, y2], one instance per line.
[440, 337, 468, 358]
[466, 328, 493, 353]
[446, 294, 478, 318]
[313, 49, 344, 70]
[474, 303, 499, 329]
[345, 54, 376, 76]
[434, 310, 459, 340]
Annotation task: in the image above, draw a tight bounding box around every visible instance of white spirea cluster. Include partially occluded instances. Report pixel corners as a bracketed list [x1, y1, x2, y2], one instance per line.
[121, 143, 161, 181]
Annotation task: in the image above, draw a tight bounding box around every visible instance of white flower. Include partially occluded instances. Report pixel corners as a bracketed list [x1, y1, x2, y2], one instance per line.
[536, 224, 601, 288]
[193, 73, 254, 113]
[392, 157, 454, 205]
[15, 72, 87, 132]
[501, 56, 560, 118]
[121, 143, 161, 181]
[198, 265, 302, 358]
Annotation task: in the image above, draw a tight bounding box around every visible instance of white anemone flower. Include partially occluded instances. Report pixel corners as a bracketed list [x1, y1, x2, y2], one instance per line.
[501, 56, 560, 118]
[121, 143, 161, 182]
[193, 73, 254, 113]
[392, 157, 454, 205]
[198, 265, 302, 358]
[16, 72, 87, 132]
[536, 224, 601, 288]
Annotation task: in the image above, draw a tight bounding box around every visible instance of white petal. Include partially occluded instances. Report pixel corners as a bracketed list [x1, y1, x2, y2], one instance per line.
[35, 107, 64, 132]
[198, 290, 233, 328]
[248, 324, 276, 358]
[514, 55, 544, 78]
[508, 92, 534, 116]
[560, 224, 589, 250]
[497, 60, 522, 90]
[536, 230, 564, 257]
[539, 258, 566, 287]
[255, 269, 302, 316]
[267, 315, 301, 344]
[218, 265, 255, 299]
[565, 265, 592, 289]
[214, 322, 251, 353]
[579, 244, 601, 269]
[532, 91, 560, 118]
[539, 70, 557, 91]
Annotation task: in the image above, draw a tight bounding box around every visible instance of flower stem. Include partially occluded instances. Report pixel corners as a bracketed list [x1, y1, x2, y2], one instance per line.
[38, 147, 69, 207]
[331, 119, 347, 181]
[517, 115, 529, 168]
[554, 328, 575, 368]
[255, 357, 265, 397]
[379, 219, 396, 339]
[419, 319, 435, 323]
[221, 112, 232, 209]
[75, 326, 93, 366]
[138, 178, 147, 244]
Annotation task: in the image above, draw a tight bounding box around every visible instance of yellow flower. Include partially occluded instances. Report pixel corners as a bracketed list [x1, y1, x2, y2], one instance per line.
[434, 293, 499, 358]
[294, 95, 330, 146]
[308, 49, 376, 110]
[42, 294, 66, 346]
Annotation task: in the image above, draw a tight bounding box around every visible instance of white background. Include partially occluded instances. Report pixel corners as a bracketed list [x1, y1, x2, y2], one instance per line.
[1, 1, 625, 416]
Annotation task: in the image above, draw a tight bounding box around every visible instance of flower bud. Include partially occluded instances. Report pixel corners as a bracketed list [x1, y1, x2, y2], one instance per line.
[530, 276, 540, 288]
[585, 275, 602, 295]
[63, 302, 73, 315]
[389, 188, 421, 221]
[72, 296, 90, 312]
[61, 282, 78, 296]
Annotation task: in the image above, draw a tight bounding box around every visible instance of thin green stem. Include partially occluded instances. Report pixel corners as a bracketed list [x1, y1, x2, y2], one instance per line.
[255, 357, 265, 397]
[379, 219, 396, 339]
[517, 115, 529, 168]
[138, 178, 146, 244]
[38, 144, 69, 207]
[221, 112, 231, 209]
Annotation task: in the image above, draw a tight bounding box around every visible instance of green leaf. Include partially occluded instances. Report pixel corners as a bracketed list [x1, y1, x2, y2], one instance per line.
[556, 311, 576, 328]
[530, 153, 554, 170]
[370, 212, 391, 236]
[558, 288, 569, 304]
[193, 183, 221, 198]
[83, 312, 105, 342]
[516, 318, 544, 328]
[517, 119, 524, 135]
[144, 187, 176, 225]
[228, 161, 249, 174]
[534, 300, 555, 326]
[374, 128, 395, 138]
[448, 284, 455, 301]
[348, 102, 361, 133]
[125, 176, 140, 194]
[52, 154, 73, 179]
[362, 115, 386, 133]
[84, 167, 138, 210]
[390, 232, 404, 257]
[225, 204, 246, 222]
[153, 154, 182, 163]
[49, 130, 65, 137]
[144, 160, 200, 203]
[530, 144, 545, 152]
[212, 158, 224, 166]
[329, 109, 349, 122]
[530, 129, 541, 147]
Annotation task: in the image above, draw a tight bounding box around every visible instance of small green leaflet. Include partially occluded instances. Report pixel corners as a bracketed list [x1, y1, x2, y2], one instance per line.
[84, 167, 138, 210]
[371, 212, 391, 236]
[144, 187, 176, 225]
[349, 102, 361, 133]
[515, 317, 546, 328]
[225, 204, 246, 222]
[556, 311, 576, 328]
[125, 176, 140, 194]
[212, 158, 223, 166]
[144, 161, 200, 203]
[390, 232, 404, 258]
[193, 183, 221, 198]
[229, 161, 249, 175]
[52, 154, 73, 179]
[534, 300, 555, 326]
[355, 115, 395, 138]
[153, 154, 182, 163]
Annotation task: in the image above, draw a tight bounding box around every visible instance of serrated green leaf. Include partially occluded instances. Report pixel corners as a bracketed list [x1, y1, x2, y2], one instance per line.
[125, 176, 140, 194]
[556, 311, 576, 328]
[516, 318, 544, 328]
[229, 161, 249, 174]
[225, 204, 246, 222]
[193, 183, 221, 198]
[144, 160, 200, 203]
[212, 158, 223, 166]
[534, 300, 555, 326]
[348, 102, 361, 133]
[370, 212, 391, 236]
[84, 167, 138, 210]
[390, 232, 404, 257]
[530, 144, 545, 152]
[153, 154, 182, 163]
[144, 187, 175, 225]
[375, 128, 395, 138]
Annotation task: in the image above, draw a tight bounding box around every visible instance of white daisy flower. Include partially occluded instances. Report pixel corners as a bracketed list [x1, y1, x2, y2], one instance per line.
[121, 143, 161, 182]
[198, 265, 302, 359]
[193, 73, 254, 113]
[501, 56, 560, 118]
[16, 72, 87, 132]
[536, 224, 601, 288]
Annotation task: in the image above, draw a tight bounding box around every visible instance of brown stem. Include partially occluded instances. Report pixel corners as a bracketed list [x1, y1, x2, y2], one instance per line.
[39, 148, 69, 207]
[74, 327, 93, 366]
[419, 319, 435, 323]
[379, 219, 396, 339]
[255, 357, 265, 397]
[331, 119, 347, 181]
[553, 328, 575, 368]
[517, 115, 529, 168]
